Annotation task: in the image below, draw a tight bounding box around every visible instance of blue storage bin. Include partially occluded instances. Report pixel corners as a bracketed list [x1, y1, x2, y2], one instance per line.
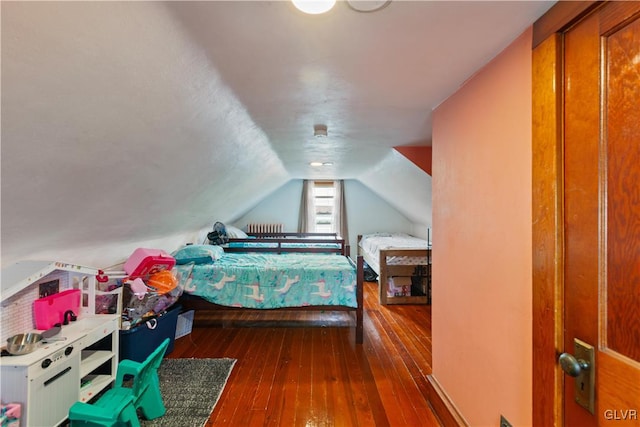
[119, 304, 181, 362]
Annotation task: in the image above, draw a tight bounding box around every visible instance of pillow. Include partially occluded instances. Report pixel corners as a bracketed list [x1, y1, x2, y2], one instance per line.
[172, 244, 224, 265]
[225, 225, 249, 239]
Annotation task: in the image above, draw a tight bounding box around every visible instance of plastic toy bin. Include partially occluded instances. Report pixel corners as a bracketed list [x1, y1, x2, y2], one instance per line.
[119, 304, 181, 362]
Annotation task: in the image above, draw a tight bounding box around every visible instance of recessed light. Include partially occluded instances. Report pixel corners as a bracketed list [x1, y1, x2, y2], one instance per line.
[310, 162, 323, 167]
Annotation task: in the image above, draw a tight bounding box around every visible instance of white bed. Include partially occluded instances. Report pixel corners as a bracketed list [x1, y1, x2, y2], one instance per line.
[357, 232, 431, 305]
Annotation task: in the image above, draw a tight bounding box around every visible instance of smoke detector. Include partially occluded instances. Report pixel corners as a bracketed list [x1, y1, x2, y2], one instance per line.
[314, 124, 328, 139]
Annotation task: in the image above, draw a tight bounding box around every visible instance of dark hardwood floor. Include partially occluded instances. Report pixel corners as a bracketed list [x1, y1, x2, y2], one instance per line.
[168, 281, 440, 426]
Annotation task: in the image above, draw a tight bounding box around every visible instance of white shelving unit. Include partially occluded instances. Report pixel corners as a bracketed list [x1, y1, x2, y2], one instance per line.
[76, 316, 119, 403]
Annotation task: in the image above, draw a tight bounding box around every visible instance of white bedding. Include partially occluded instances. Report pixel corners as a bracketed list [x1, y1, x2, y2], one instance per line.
[359, 232, 430, 274]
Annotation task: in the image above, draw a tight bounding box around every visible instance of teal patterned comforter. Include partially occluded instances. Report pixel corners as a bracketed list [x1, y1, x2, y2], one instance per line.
[175, 253, 357, 309]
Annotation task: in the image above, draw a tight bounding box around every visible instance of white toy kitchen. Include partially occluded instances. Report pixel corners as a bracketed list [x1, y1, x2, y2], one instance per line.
[1, 261, 122, 427]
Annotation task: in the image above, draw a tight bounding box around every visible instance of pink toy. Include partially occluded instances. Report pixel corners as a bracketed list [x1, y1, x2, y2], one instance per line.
[1, 402, 21, 426]
[33, 289, 81, 330]
[2, 403, 20, 418]
[129, 278, 148, 300]
[124, 248, 175, 278]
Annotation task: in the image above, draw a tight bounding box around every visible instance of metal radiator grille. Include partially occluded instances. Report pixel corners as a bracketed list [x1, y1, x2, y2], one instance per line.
[246, 223, 284, 234]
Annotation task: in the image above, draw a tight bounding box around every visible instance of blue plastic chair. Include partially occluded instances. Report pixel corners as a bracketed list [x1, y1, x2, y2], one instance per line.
[69, 338, 170, 426]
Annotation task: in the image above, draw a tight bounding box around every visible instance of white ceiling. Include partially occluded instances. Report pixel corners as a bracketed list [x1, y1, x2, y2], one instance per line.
[1, 1, 555, 267]
[164, 0, 554, 178]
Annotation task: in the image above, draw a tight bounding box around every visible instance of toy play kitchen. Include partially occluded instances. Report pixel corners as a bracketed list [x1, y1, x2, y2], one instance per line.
[1, 327, 80, 427]
[1, 316, 119, 427]
[1, 261, 120, 427]
[1, 252, 176, 426]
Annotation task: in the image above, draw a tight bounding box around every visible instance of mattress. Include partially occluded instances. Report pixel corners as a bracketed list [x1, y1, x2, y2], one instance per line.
[359, 232, 430, 273]
[174, 253, 357, 309]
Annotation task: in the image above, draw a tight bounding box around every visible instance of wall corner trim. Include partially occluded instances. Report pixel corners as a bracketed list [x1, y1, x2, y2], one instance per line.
[426, 374, 469, 427]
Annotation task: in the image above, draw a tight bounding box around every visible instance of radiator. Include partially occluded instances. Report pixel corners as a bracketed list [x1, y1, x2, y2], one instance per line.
[246, 223, 284, 234]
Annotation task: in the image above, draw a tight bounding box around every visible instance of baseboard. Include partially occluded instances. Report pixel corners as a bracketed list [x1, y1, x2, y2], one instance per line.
[426, 374, 469, 427]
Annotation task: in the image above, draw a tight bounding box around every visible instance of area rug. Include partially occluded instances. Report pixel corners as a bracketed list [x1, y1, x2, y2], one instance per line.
[141, 358, 236, 427]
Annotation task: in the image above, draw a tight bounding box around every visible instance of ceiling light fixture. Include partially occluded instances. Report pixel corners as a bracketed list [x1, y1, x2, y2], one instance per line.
[346, 0, 391, 13]
[310, 162, 324, 167]
[313, 124, 328, 139]
[292, 0, 336, 15]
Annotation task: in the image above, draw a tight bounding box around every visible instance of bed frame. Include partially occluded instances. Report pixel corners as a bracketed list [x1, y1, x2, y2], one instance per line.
[357, 234, 431, 305]
[178, 241, 364, 344]
[224, 232, 348, 256]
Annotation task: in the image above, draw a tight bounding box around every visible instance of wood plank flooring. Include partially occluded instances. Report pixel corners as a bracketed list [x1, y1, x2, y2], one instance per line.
[168, 281, 440, 426]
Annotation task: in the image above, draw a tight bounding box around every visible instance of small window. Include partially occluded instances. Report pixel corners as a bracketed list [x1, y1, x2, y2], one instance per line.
[312, 181, 336, 233]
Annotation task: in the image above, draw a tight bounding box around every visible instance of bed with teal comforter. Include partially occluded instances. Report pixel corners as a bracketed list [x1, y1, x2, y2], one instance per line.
[177, 253, 357, 309]
[175, 252, 363, 343]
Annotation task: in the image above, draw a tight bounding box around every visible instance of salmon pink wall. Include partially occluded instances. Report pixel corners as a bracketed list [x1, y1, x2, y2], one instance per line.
[393, 146, 432, 175]
[431, 28, 533, 426]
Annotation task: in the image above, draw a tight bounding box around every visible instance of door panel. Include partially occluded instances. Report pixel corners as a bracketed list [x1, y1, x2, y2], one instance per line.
[598, 9, 640, 426]
[564, 3, 640, 426]
[605, 14, 640, 363]
[564, 10, 601, 427]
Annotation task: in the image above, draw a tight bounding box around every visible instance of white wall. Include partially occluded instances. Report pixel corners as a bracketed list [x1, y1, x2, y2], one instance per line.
[345, 180, 423, 255]
[1, 2, 289, 269]
[231, 180, 303, 232]
[359, 150, 433, 229]
[232, 179, 425, 257]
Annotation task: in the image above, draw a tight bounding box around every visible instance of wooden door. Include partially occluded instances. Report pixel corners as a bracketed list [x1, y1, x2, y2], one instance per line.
[564, 2, 640, 425]
[533, 2, 640, 426]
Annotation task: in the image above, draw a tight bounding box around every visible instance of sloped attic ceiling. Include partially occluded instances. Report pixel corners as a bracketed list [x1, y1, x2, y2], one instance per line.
[2, 1, 289, 267]
[1, 1, 554, 268]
